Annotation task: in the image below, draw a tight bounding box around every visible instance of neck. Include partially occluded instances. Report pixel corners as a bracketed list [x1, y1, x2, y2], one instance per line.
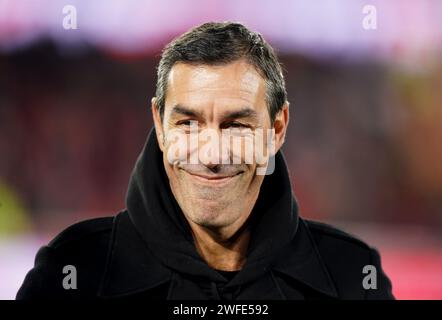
[188, 215, 252, 272]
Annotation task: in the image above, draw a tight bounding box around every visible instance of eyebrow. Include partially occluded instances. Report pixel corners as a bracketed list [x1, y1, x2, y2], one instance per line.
[171, 104, 258, 121]
[171, 104, 203, 118]
[223, 108, 258, 120]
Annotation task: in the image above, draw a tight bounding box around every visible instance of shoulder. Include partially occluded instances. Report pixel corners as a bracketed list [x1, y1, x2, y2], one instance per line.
[304, 219, 371, 251]
[48, 216, 115, 250]
[303, 218, 377, 268]
[16, 213, 121, 299]
[302, 219, 394, 299]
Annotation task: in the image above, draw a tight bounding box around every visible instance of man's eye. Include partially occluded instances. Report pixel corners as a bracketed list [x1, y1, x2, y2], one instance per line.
[224, 122, 249, 129]
[176, 120, 194, 126]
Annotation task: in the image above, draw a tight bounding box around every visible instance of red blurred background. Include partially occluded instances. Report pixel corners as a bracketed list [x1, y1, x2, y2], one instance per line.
[0, 0, 441, 299]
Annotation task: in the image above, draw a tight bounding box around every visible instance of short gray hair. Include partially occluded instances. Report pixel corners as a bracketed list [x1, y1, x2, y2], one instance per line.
[155, 21, 287, 123]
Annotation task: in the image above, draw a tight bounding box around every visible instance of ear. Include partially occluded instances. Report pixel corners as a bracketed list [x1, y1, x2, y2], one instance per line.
[273, 102, 290, 153]
[151, 97, 165, 152]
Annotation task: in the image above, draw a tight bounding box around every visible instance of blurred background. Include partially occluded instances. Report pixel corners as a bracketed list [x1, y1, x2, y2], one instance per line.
[0, 0, 441, 299]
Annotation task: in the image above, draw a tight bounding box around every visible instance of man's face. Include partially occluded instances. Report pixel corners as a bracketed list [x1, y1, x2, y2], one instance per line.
[152, 60, 288, 232]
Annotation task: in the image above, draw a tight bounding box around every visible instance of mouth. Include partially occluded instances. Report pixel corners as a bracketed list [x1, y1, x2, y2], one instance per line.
[182, 170, 243, 186]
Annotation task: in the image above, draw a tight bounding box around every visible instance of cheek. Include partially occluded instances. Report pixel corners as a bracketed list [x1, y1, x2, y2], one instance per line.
[251, 128, 275, 169]
[163, 155, 182, 187]
[164, 130, 190, 165]
[227, 131, 274, 167]
[221, 133, 254, 165]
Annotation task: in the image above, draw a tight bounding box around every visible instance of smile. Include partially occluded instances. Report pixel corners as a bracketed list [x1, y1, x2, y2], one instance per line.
[182, 170, 243, 186]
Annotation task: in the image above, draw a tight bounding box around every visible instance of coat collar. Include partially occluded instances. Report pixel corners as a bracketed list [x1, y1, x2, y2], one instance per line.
[270, 219, 338, 298]
[97, 212, 338, 299]
[97, 212, 172, 298]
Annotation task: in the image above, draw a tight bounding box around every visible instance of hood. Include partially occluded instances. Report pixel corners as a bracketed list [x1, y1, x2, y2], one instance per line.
[125, 127, 299, 286]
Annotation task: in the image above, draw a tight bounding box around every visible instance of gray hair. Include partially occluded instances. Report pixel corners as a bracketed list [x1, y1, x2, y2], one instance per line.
[155, 21, 287, 123]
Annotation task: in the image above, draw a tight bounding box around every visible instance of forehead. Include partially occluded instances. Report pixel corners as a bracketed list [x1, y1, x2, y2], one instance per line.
[164, 60, 267, 113]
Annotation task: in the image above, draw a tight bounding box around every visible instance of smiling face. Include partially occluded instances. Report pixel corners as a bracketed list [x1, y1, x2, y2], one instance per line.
[152, 59, 288, 233]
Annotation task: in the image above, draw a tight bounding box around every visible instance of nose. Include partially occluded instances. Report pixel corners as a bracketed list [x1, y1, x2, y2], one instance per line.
[197, 129, 229, 168]
[198, 136, 220, 168]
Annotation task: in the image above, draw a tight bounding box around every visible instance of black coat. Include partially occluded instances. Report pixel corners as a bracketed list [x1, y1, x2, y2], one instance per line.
[17, 129, 394, 300]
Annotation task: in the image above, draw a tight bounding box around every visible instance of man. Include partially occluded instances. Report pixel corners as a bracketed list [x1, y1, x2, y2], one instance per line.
[17, 22, 394, 300]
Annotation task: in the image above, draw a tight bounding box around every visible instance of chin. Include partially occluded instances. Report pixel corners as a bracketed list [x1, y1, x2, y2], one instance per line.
[189, 206, 232, 228]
